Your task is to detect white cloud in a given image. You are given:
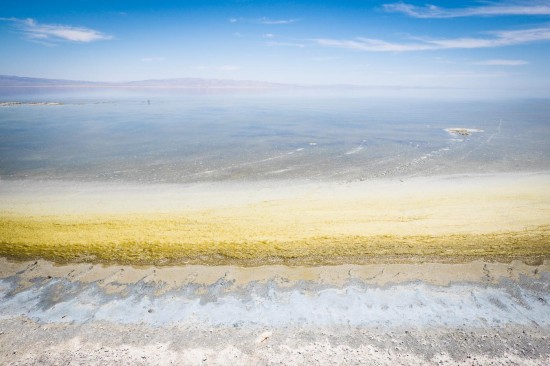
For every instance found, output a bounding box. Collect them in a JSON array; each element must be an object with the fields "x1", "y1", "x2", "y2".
[
  {"x1": 433, "y1": 27, "x2": 550, "y2": 48},
  {"x1": 258, "y1": 17, "x2": 299, "y2": 25},
  {"x1": 1, "y1": 17, "x2": 112, "y2": 43},
  {"x1": 473, "y1": 59, "x2": 529, "y2": 66},
  {"x1": 383, "y1": 1, "x2": 550, "y2": 18},
  {"x1": 263, "y1": 33, "x2": 275, "y2": 38},
  {"x1": 217, "y1": 65, "x2": 240, "y2": 71},
  {"x1": 315, "y1": 37, "x2": 432, "y2": 52},
  {"x1": 229, "y1": 17, "x2": 299, "y2": 25},
  {"x1": 315, "y1": 26, "x2": 550, "y2": 52},
  {"x1": 141, "y1": 57, "x2": 165, "y2": 62}
]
